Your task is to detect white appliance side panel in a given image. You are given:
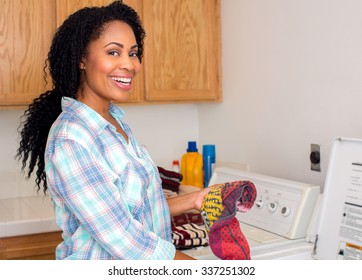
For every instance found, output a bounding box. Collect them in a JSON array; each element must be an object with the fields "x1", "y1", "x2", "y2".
[{"x1": 315, "y1": 138, "x2": 362, "y2": 260}]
